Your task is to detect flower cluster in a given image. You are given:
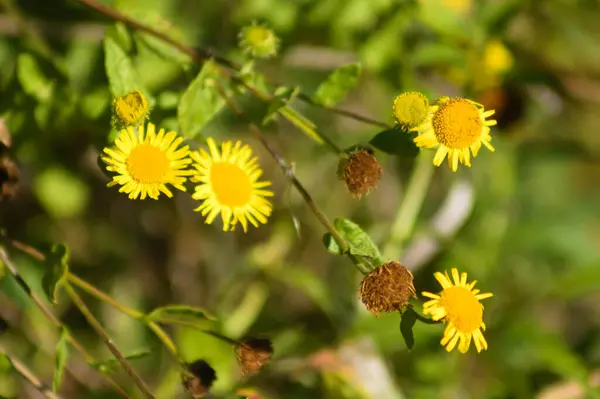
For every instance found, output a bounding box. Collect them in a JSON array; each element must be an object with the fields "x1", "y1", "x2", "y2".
[{"x1": 102, "y1": 91, "x2": 274, "y2": 232}]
